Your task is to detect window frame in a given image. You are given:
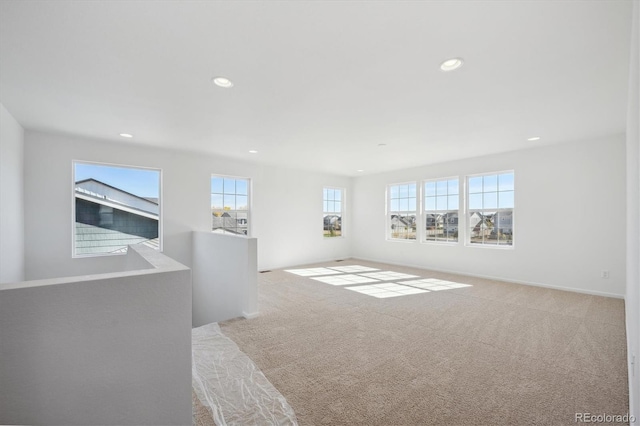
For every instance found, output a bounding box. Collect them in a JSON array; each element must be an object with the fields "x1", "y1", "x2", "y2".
[
  {"x1": 422, "y1": 176, "x2": 460, "y2": 245},
  {"x1": 72, "y1": 160, "x2": 163, "y2": 258},
  {"x1": 322, "y1": 187, "x2": 345, "y2": 239},
  {"x1": 210, "y1": 174, "x2": 252, "y2": 237},
  {"x1": 465, "y1": 170, "x2": 515, "y2": 249},
  {"x1": 386, "y1": 181, "x2": 419, "y2": 242}
]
